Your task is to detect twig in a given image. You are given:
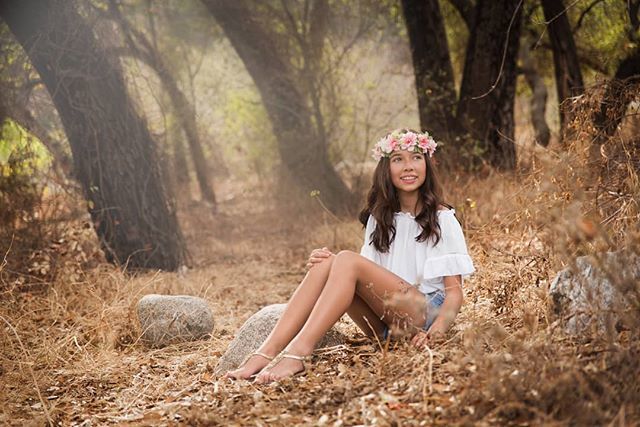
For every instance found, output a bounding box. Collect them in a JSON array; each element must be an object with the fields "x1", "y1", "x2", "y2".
[
  {"x1": 422, "y1": 344, "x2": 434, "y2": 397},
  {"x1": 0, "y1": 234, "x2": 14, "y2": 274},
  {"x1": 0, "y1": 314, "x2": 53, "y2": 426},
  {"x1": 363, "y1": 315, "x2": 385, "y2": 355}
]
